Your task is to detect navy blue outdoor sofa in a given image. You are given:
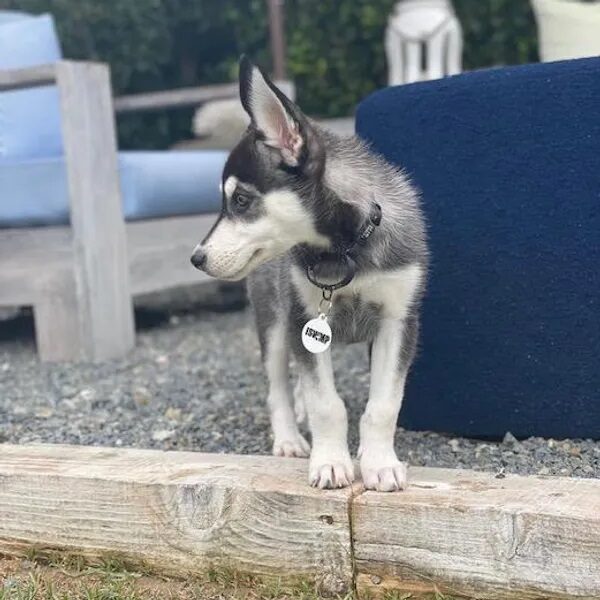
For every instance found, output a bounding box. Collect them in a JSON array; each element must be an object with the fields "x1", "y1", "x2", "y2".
[{"x1": 357, "y1": 57, "x2": 600, "y2": 440}]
